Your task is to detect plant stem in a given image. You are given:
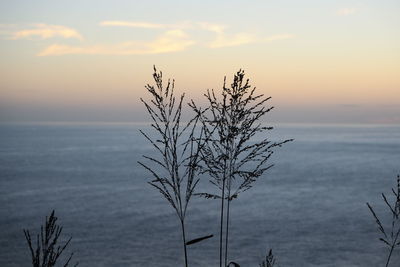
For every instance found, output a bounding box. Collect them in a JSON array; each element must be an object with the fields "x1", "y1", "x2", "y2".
[
  {"x1": 385, "y1": 244, "x2": 394, "y2": 267},
  {"x1": 224, "y1": 156, "x2": 233, "y2": 267},
  {"x1": 177, "y1": 175, "x2": 188, "y2": 267},
  {"x1": 219, "y1": 176, "x2": 226, "y2": 267},
  {"x1": 224, "y1": 197, "x2": 231, "y2": 267},
  {"x1": 224, "y1": 111, "x2": 234, "y2": 267},
  {"x1": 180, "y1": 219, "x2": 189, "y2": 267}
]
